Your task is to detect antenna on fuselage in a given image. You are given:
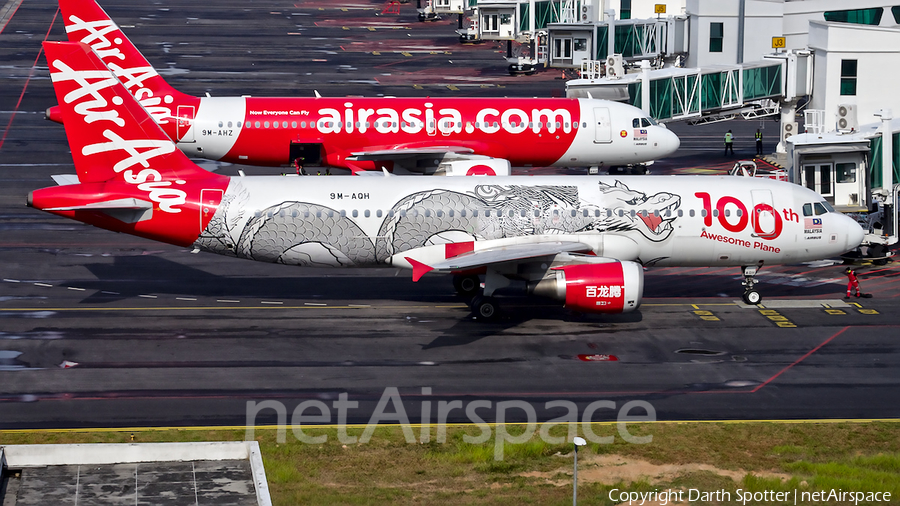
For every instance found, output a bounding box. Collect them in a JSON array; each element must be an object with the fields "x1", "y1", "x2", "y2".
[{"x1": 314, "y1": 90, "x2": 321, "y2": 98}]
